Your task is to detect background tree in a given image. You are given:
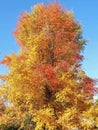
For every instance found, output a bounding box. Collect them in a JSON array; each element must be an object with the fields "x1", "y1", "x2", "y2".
[{"x1": 0, "y1": 2, "x2": 98, "y2": 130}]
